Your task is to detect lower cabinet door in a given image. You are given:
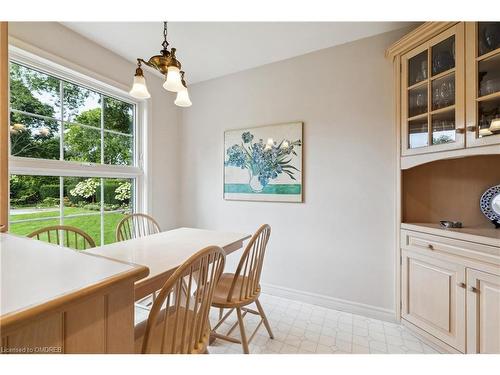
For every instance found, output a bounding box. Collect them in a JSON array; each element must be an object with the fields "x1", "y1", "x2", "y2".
[
  {"x1": 466, "y1": 269, "x2": 500, "y2": 354},
  {"x1": 402, "y1": 250, "x2": 466, "y2": 352}
]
